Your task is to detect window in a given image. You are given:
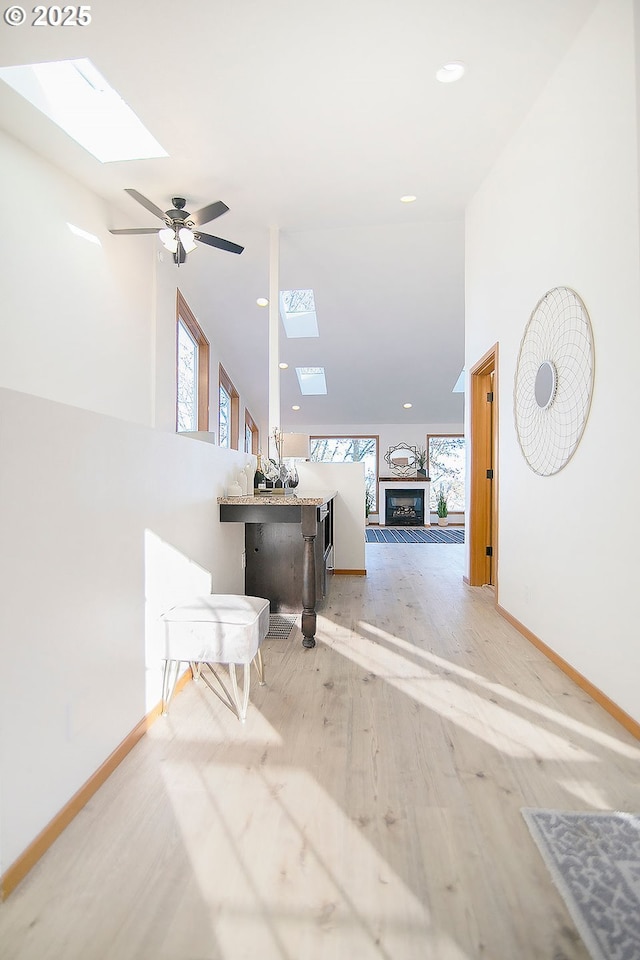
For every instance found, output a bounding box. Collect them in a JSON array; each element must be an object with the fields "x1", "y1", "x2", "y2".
[
  {"x1": 176, "y1": 292, "x2": 209, "y2": 432},
  {"x1": 245, "y1": 410, "x2": 259, "y2": 454},
  {"x1": 427, "y1": 435, "x2": 466, "y2": 511},
  {"x1": 219, "y1": 365, "x2": 240, "y2": 449},
  {"x1": 310, "y1": 436, "x2": 379, "y2": 511}
]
